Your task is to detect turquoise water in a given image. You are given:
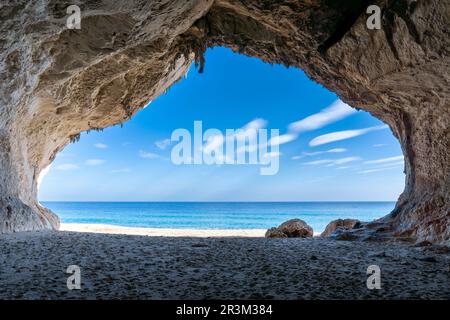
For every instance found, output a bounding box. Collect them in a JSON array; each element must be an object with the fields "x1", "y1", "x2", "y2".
[{"x1": 42, "y1": 202, "x2": 396, "y2": 233}]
